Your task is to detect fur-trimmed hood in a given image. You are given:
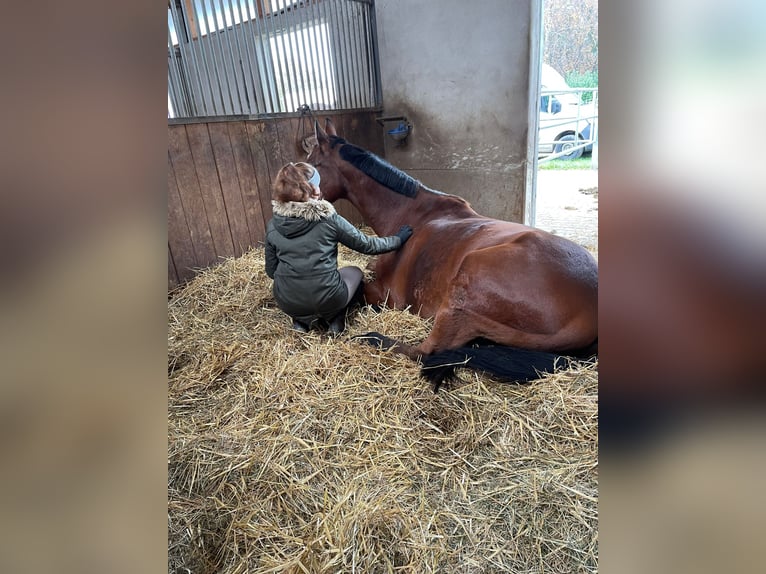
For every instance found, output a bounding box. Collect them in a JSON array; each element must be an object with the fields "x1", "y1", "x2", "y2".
[
  {"x1": 270, "y1": 199, "x2": 336, "y2": 238},
  {"x1": 271, "y1": 199, "x2": 335, "y2": 220}
]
